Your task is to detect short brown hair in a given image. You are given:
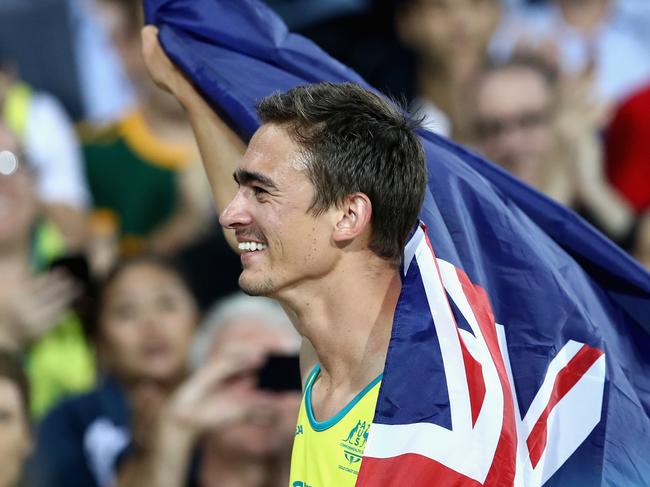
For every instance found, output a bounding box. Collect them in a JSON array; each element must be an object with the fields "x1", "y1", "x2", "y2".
[{"x1": 257, "y1": 82, "x2": 427, "y2": 264}]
